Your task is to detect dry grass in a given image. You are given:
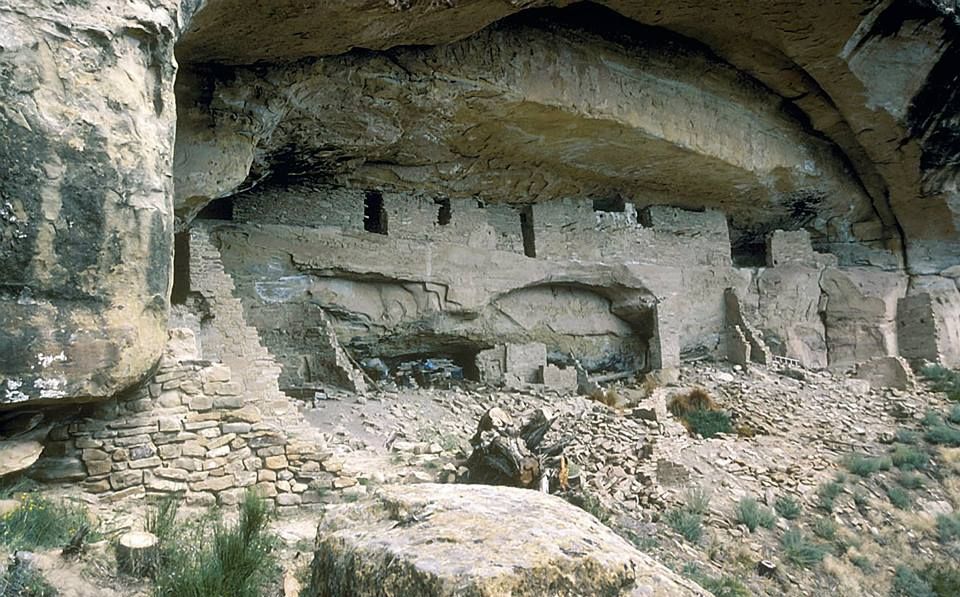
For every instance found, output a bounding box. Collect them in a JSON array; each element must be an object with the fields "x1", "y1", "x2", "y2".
[
  {"x1": 668, "y1": 388, "x2": 717, "y2": 417},
  {"x1": 823, "y1": 555, "x2": 869, "y2": 597},
  {"x1": 589, "y1": 387, "x2": 621, "y2": 408}
]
